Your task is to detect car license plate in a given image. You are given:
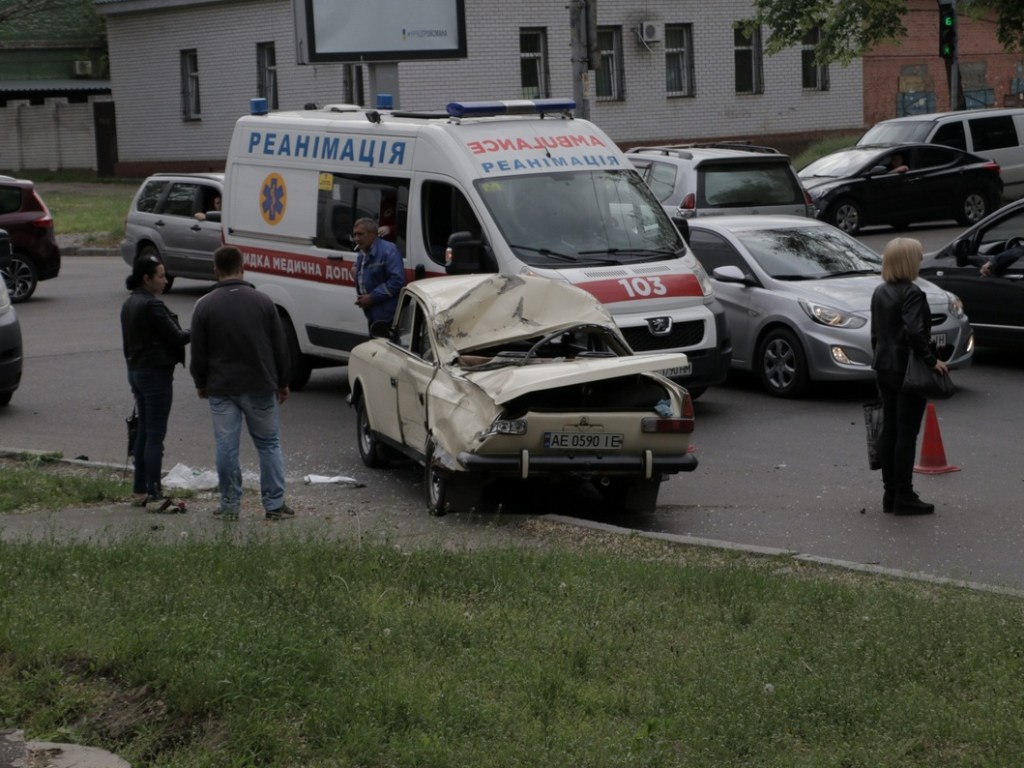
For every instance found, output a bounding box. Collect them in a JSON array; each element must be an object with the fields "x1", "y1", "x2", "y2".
[
  {"x1": 931, "y1": 333, "x2": 946, "y2": 349},
  {"x1": 657, "y1": 363, "x2": 693, "y2": 378},
  {"x1": 544, "y1": 432, "x2": 624, "y2": 450}
]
